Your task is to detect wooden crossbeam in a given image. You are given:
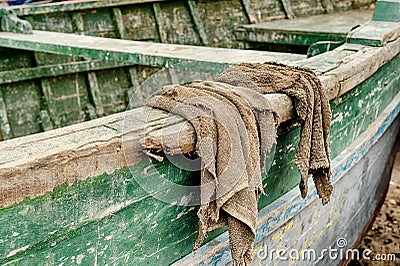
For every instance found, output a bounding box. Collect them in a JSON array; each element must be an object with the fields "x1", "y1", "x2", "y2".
[
  {"x1": 236, "y1": 10, "x2": 373, "y2": 46},
  {"x1": 0, "y1": 30, "x2": 305, "y2": 72},
  {"x1": 0, "y1": 59, "x2": 134, "y2": 85}
]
